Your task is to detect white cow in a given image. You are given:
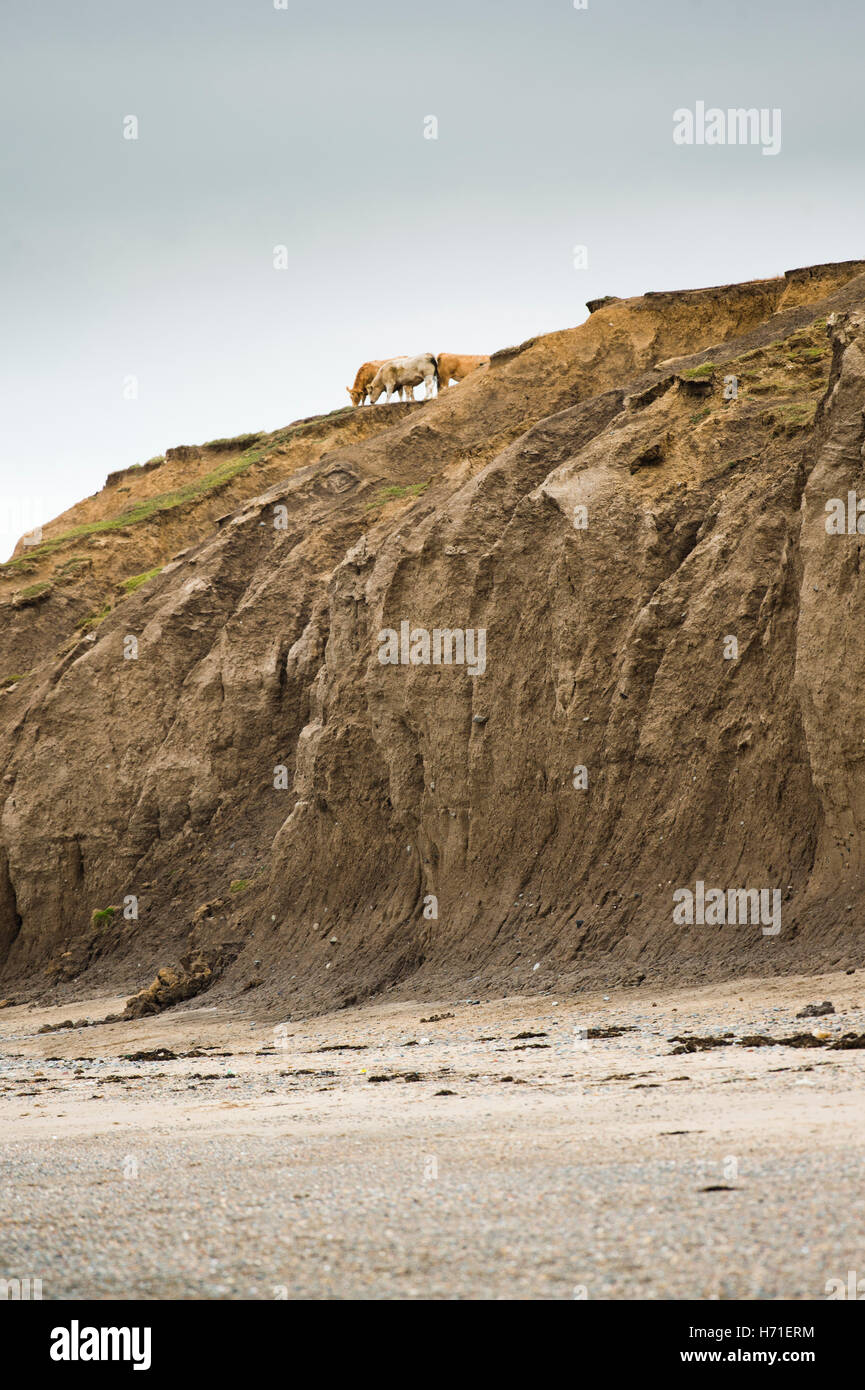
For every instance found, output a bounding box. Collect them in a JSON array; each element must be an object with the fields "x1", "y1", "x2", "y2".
[{"x1": 368, "y1": 354, "x2": 439, "y2": 404}]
